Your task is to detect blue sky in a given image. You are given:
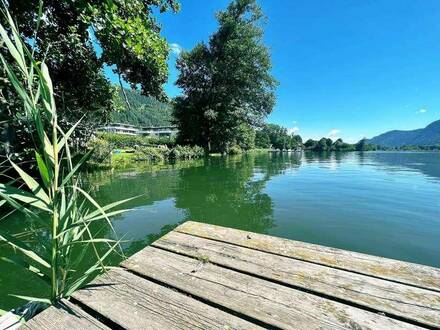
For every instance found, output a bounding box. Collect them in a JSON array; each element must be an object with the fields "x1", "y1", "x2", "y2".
[{"x1": 108, "y1": 0, "x2": 440, "y2": 142}]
